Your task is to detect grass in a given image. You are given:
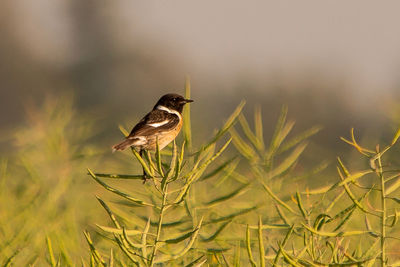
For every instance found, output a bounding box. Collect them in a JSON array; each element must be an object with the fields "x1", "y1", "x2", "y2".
[{"x1": 1, "y1": 87, "x2": 400, "y2": 266}]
